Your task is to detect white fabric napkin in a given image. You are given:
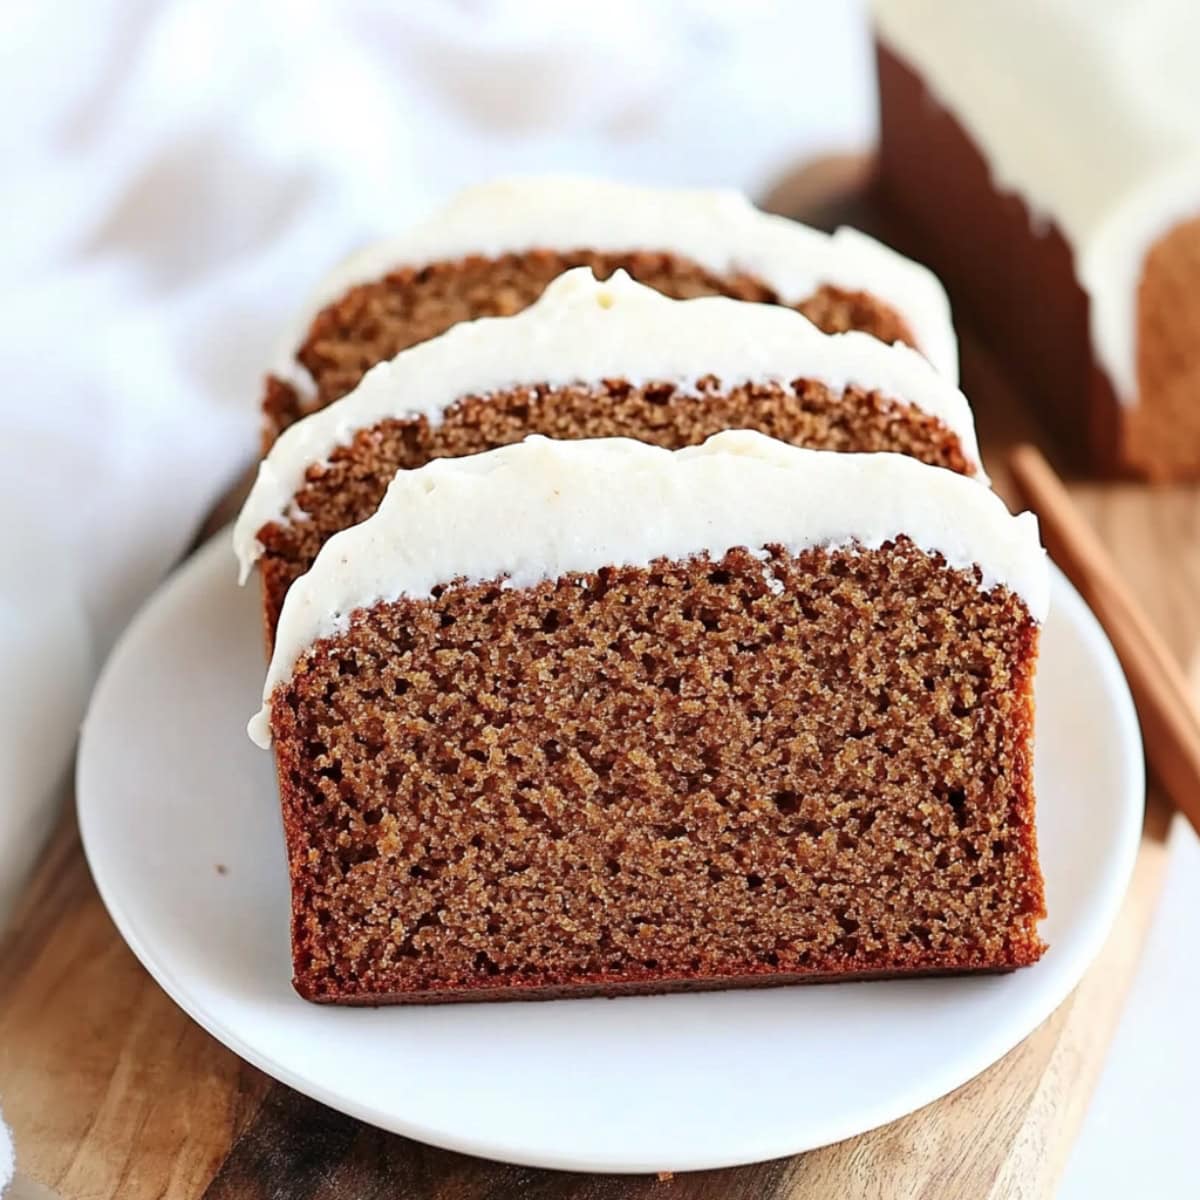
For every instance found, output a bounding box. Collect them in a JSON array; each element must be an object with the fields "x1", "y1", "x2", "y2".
[{"x1": 0, "y1": 2, "x2": 870, "y2": 1184}]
